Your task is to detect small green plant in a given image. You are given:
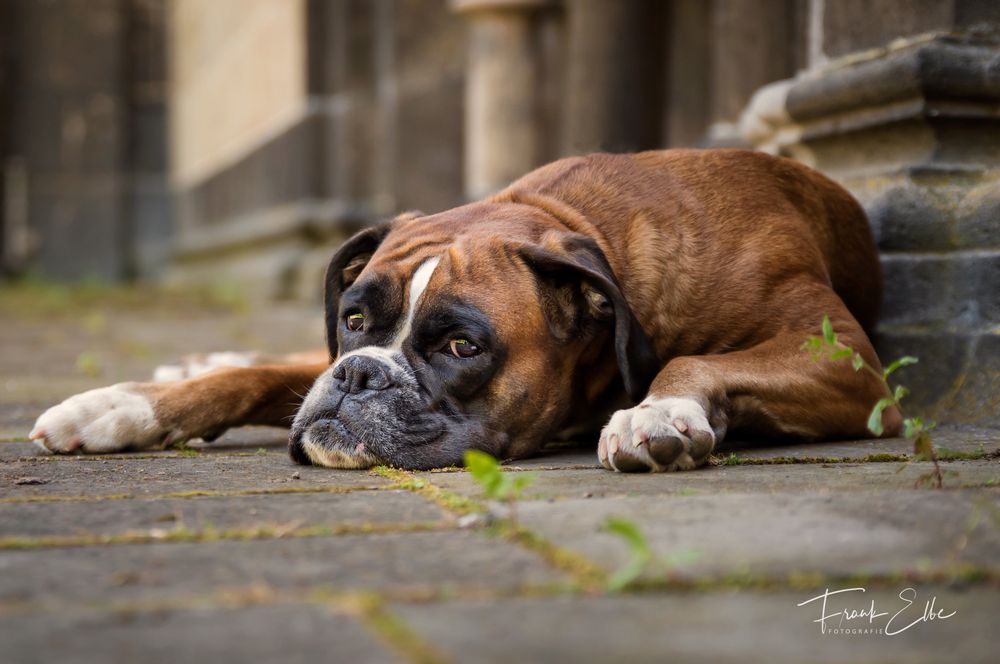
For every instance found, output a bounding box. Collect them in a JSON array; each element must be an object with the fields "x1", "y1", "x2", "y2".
[
  {"x1": 603, "y1": 517, "x2": 653, "y2": 591},
  {"x1": 602, "y1": 516, "x2": 700, "y2": 592},
  {"x1": 463, "y1": 450, "x2": 536, "y2": 527},
  {"x1": 802, "y1": 315, "x2": 942, "y2": 488},
  {"x1": 75, "y1": 351, "x2": 103, "y2": 377}
]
